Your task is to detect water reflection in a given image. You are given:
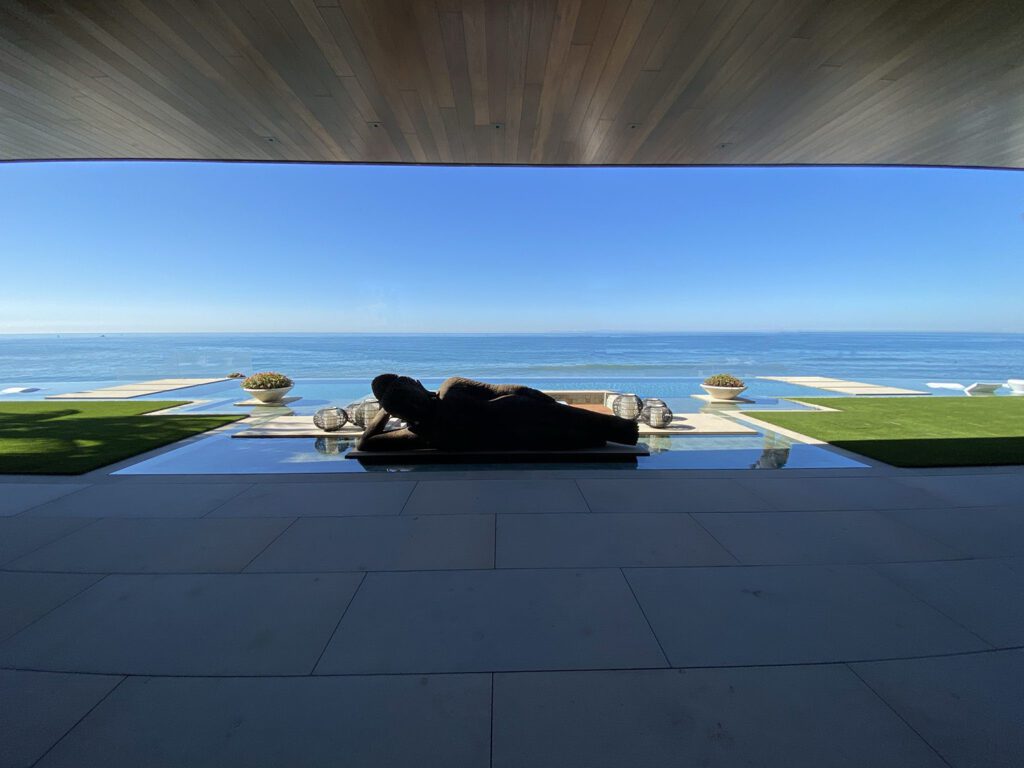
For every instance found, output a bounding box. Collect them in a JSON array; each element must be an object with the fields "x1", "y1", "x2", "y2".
[
  {"x1": 247, "y1": 404, "x2": 296, "y2": 416},
  {"x1": 750, "y1": 447, "x2": 790, "y2": 469},
  {"x1": 314, "y1": 436, "x2": 349, "y2": 456},
  {"x1": 750, "y1": 433, "x2": 792, "y2": 469},
  {"x1": 642, "y1": 435, "x2": 674, "y2": 454}
]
